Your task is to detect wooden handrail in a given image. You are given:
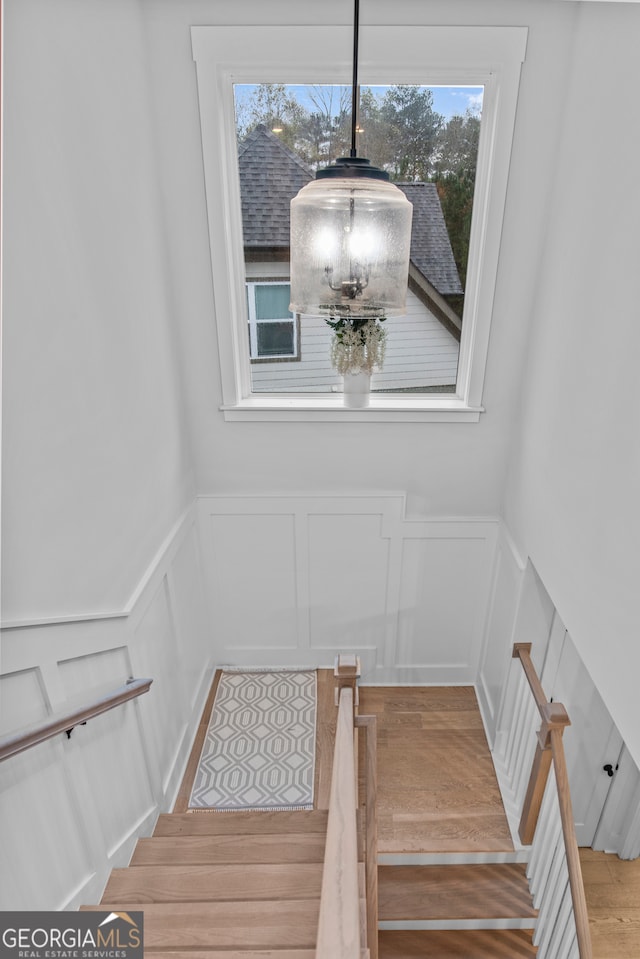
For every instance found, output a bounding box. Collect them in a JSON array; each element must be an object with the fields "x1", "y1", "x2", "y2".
[
  {"x1": 519, "y1": 700, "x2": 571, "y2": 844},
  {"x1": 356, "y1": 713, "x2": 378, "y2": 959},
  {"x1": 513, "y1": 644, "x2": 571, "y2": 843},
  {"x1": 316, "y1": 685, "x2": 361, "y2": 959},
  {"x1": 513, "y1": 643, "x2": 548, "y2": 715},
  {"x1": 550, "y1": 727, "x2": 593, "y2": 959},
  {"x1": 511, "y1": 643, "x2": 592, "y2": 957},
  {"x1": 0, "y1": 677, "x2": 153, "y2": 762}
]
